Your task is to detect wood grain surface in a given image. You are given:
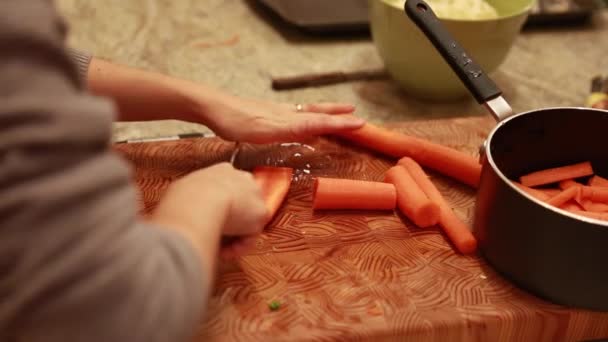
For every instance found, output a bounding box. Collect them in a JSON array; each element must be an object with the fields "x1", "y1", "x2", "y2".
[{"x1": 113, "y1": 117, "x2": 608, "y2": 342}]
